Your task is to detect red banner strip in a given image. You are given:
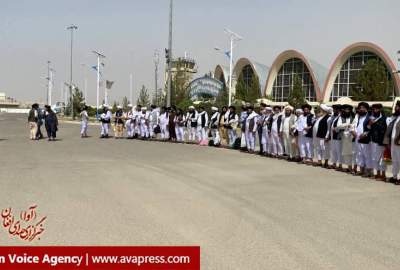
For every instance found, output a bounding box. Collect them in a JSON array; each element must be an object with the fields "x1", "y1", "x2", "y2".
[{"x1": 0, "y1": 246, "x2": 200, "y2": 270}]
